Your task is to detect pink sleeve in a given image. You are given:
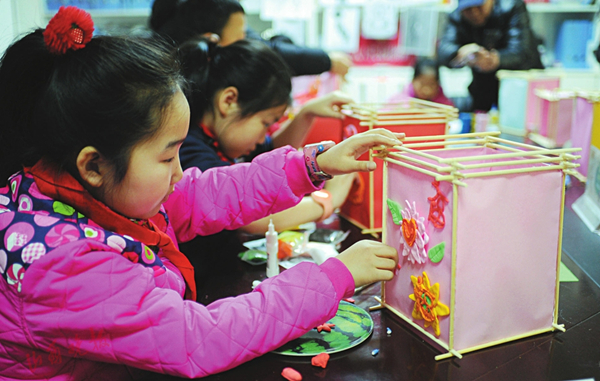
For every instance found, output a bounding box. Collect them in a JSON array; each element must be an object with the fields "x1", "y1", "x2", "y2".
[
  {"x1": 434, "y1": 86, "x2": 455, "y2": 107},
  {"x1": 164, "y1": 146, "x2": 322, "y2": 243},
  {"x1": 386, "y1": 82, "x2": 414, "y2": 104},
  {"x1": 20, "y1": 242, "x2": 348, "y2": 378}
]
